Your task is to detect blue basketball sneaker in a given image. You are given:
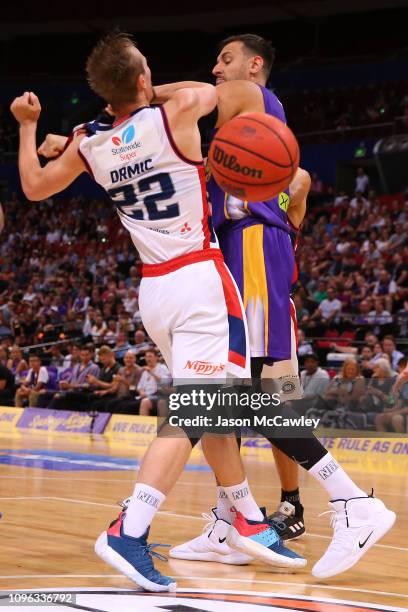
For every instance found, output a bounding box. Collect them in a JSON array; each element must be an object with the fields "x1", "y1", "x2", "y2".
[
  {"x1": 95, "y1": 511, "x2": 176, "y2": 592},
  {"x1": 226, "y1": 509, "x2": 307, "y2": 569}
]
